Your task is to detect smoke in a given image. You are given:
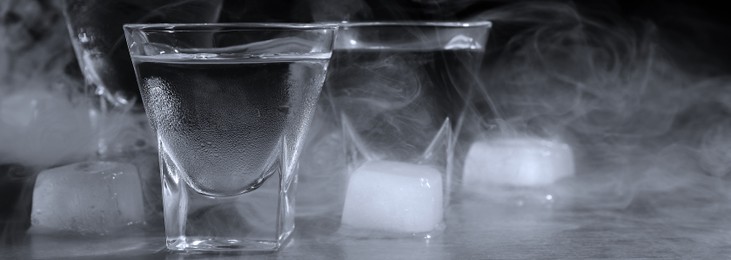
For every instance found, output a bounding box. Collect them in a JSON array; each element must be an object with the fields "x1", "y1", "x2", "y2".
[
  {"x1": 297, "y1": 1, "x2": 731, "y2": 235},
  {"x1": 0, "y1": 0, "x2": 164, "y2": 244},
  {"x1": 445, "y1": 3, "x2": 731, "y2": 251},
  {"x1": 480, "y1": 4, "x2": 667, "y2": 166},
  {"x1": 456, "y1": 2, "x2": 731, "y2": 228},
  {"x1": 472, "y1": 2, "x2": 729, "y2": 174},
  {"x1": 0, "y1": 0, "x2": 71, "y2": 82},
  {"x1": 0, "y1": 0, "x2": 94, "y2": 170}
]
